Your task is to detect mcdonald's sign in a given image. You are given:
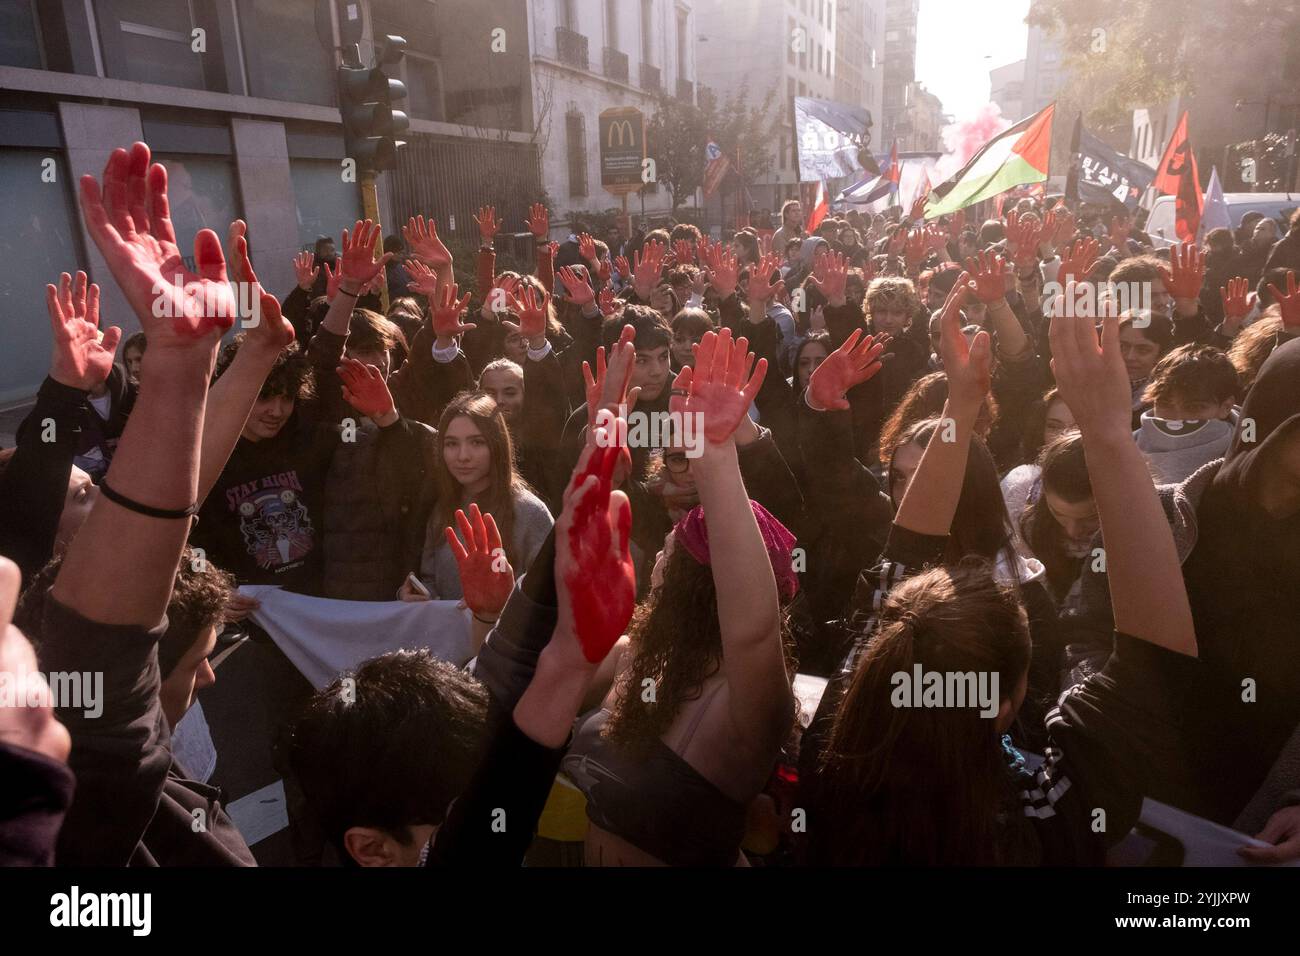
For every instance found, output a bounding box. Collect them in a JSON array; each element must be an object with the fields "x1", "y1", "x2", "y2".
[{"x1": 599, "y1": 107, "x2": 645, "y2": 195}]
